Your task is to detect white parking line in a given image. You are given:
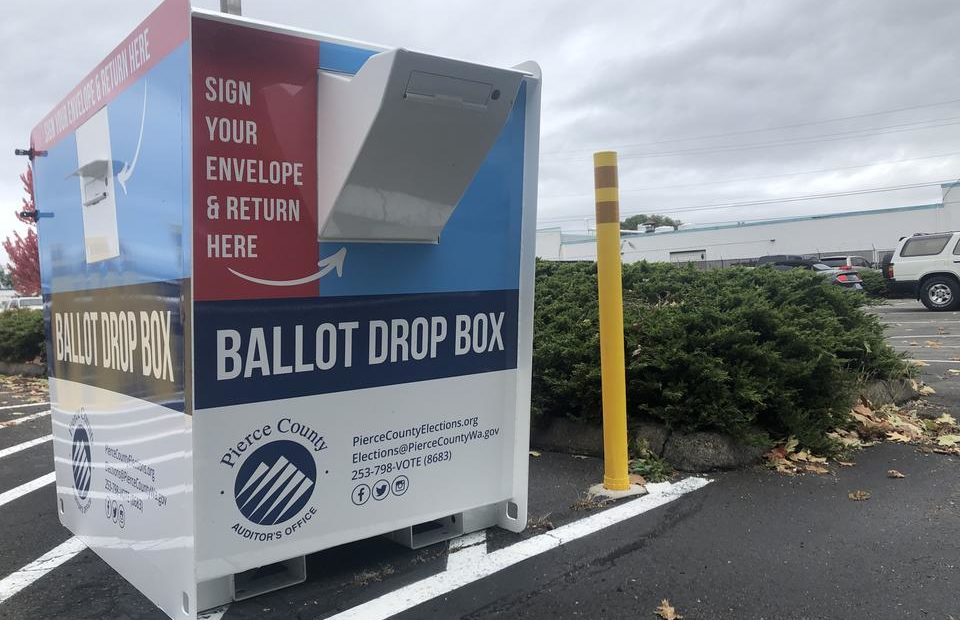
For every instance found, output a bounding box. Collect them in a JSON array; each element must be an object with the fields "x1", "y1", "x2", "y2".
[
  {"x1": 0, "y1": 402, "x2": 49, "y2": 412},
  {"x1": 327, "y1": 477, "x2": 711, "y2": 620},
  {"x1": 884, "y1": 321, "x2": 960, "y2": 325},
  {"x1": 0, "y1": 410, "x2": 51, "y2": 429},
  {"x1": 199, "y1": 605, "x2": 230, "y2": 619},
  {"x1": 888, "y1": 334, "x2": 960, "y2": 339},
  {"x1": 0, "y1": 435, "x2": 51, "y2": 460},
  {"x1": 0, "y1": 537, "x2": 86, "y2": 605},
  {"x1": 0, "y1": 472, "x2": 55, "y2": 509},
  {"x1": 445, "y1": 530, "x2": 487, "y2": 572},
  {"x1": 906, "y1": 359, "x2": 960, "y2": 364}
]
